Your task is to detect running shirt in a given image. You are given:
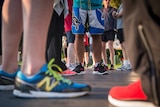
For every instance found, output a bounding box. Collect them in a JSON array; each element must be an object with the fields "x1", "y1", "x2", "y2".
[
  {"x1": 73, "y1": 0, "x2": 103, "y2": 10},
  {"x1": 64, "y1": 0, "x2": 73, "y2": 32}
]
